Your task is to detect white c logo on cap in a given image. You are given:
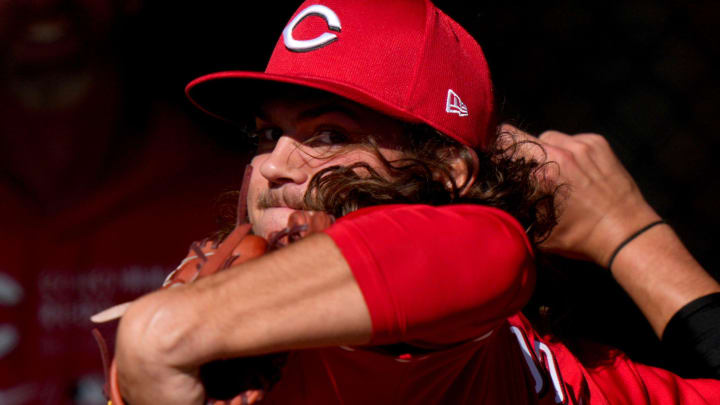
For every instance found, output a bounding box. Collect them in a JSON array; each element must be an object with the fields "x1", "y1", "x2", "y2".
[{"x1": 283, "y1": 4, "x2": 341, "y2": 53}]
